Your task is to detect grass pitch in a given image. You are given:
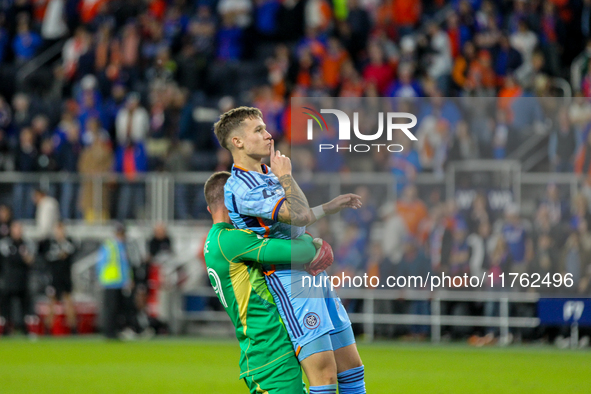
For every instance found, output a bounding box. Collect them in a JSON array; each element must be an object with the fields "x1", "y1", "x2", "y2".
[{"x1": 0, "y1": 336, "x2": 589, "y2": 393}]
